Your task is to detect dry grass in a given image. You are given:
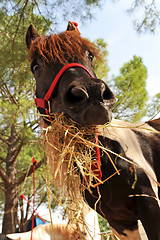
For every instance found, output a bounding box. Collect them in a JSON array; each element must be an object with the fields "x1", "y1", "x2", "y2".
[
  {"x1": 43, "y1": 113, "x2": 103, "y2": 192},
  {"x1": 39, "y1": 113, "x2": 123, "y2": 239},
  {"x1": 41, "y1": 113, "x2": 105, "y2": 238}
]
